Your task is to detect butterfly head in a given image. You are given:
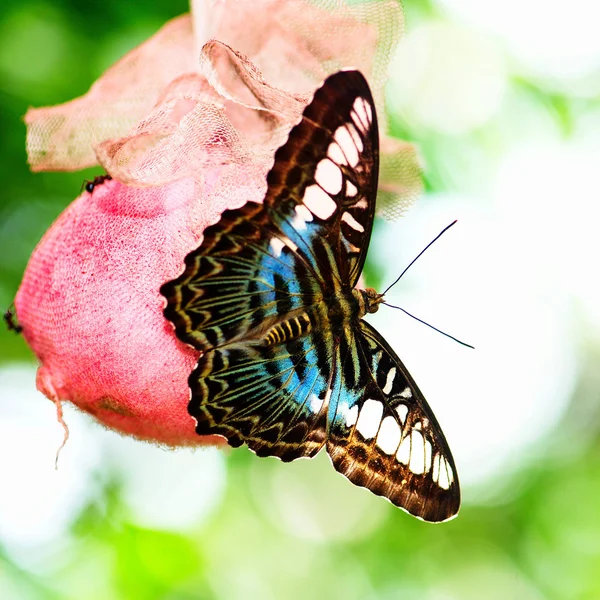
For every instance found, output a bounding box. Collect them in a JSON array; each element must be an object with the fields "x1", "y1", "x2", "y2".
[{"x1": 357, "y1": 287, "x2": 384, "y2": 316}]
